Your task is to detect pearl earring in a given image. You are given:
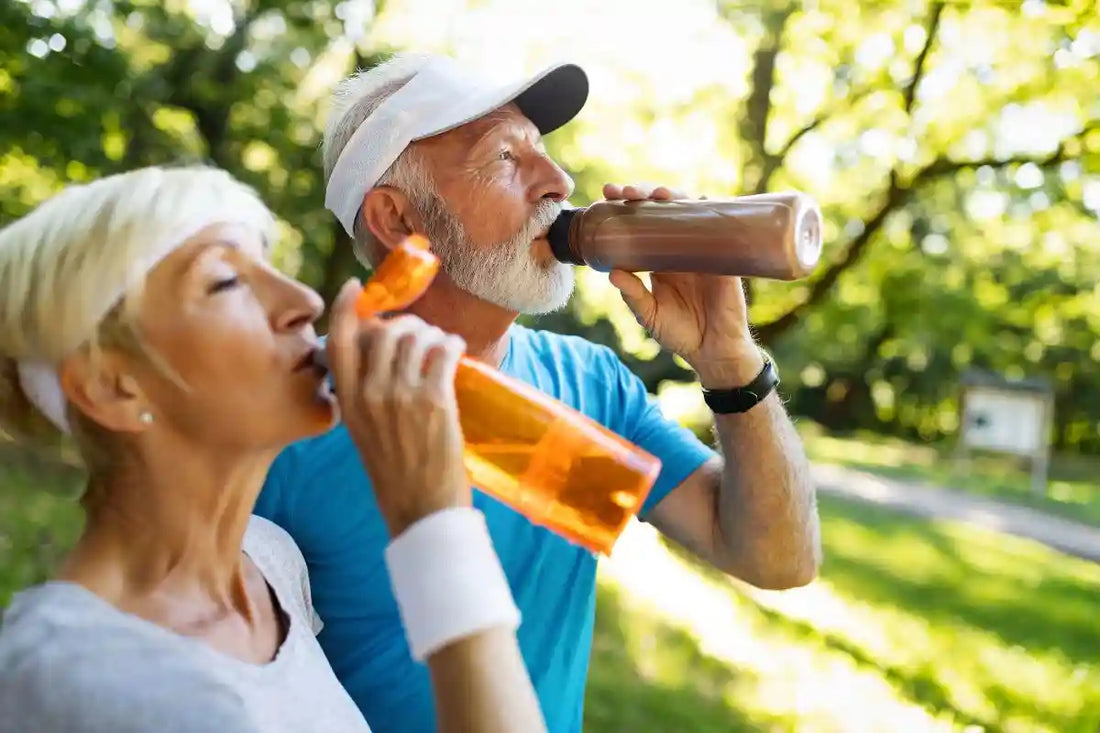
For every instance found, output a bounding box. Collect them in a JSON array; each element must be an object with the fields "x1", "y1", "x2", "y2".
[{"x1": 139, "y1": 411, "x2": 154, "y2": 425}]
